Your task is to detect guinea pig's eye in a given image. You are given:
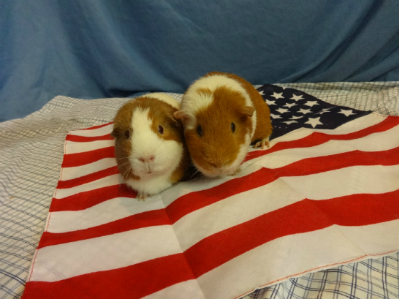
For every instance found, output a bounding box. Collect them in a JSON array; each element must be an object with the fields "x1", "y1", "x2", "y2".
[
  {"x1": 158, "y1": 125, "x2": 164, "y2": 134},
  {"x1": 124, "y1": 130, "x2": 130, "y2": 139},
  {"x1": 231, "y1": 122, "x2": 236, "y2": 133},
  {"x1": 197, "y1": 125, "x2": 203, "y2": 137}
]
